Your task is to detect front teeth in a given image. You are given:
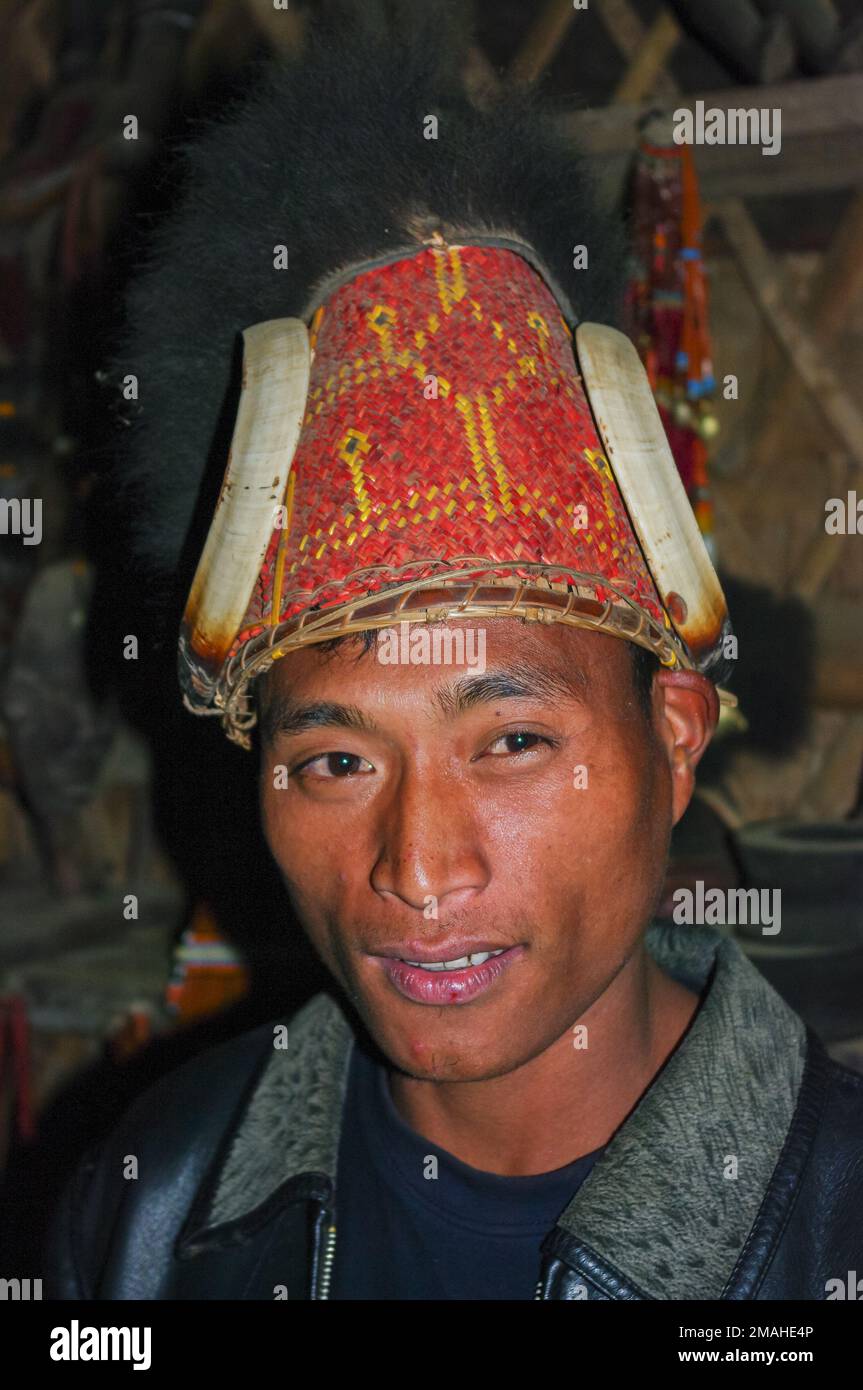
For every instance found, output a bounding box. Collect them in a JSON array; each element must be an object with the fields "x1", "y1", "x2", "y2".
[{"x1": 403, "y1": 948, "x2": 506, "y2": 971}]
